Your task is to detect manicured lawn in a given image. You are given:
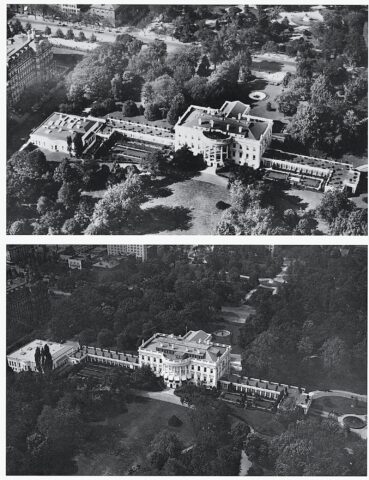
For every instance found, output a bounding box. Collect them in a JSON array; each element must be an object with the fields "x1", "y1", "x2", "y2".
[
  {"x1": 229, "y1": 405, "x2": 285, "y2": 437},
  {"x1": 311, "y1": 396, "x2": 367, "y2": 416},
  {"x1": 141, "y1": 174, "x2": 230, "y2": 235},
  {"x1": 75, "y1": 397, "x2": 194, "y2": 475}
]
